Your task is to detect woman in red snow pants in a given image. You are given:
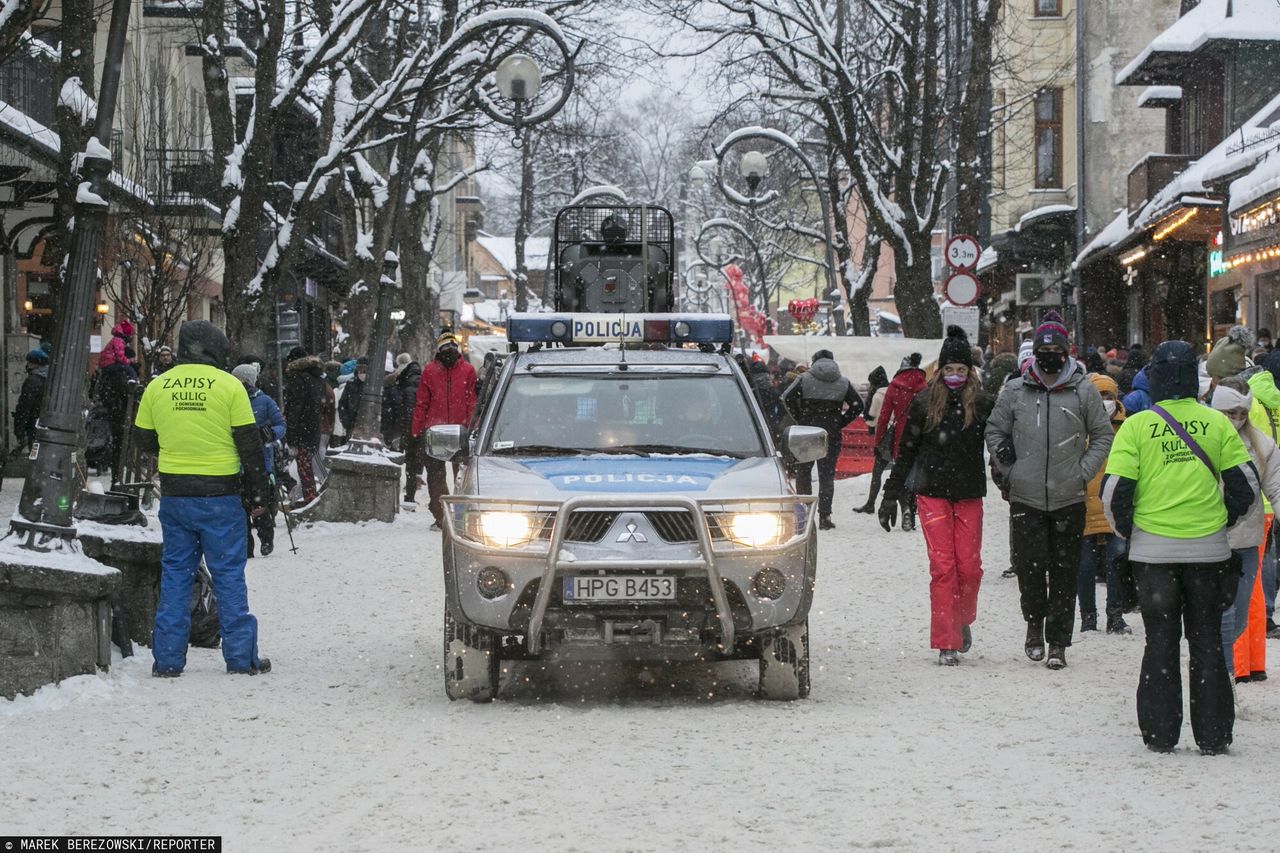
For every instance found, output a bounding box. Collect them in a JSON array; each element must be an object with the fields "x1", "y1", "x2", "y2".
[{"x1": 879, "y1": 326, "x2": 996, "y2": 665}]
